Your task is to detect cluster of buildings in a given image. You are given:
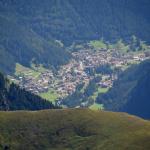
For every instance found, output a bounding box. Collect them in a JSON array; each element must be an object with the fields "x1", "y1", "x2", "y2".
[
  {"x1": 72, "y1": 49, "x2": 147, "y2": 69},
  {"x1": 19, "y1": 70, "x2": 54, "y2": 94},
  {"x1": 13, "y1": 47, "x2": 150, "y2": 100}
]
